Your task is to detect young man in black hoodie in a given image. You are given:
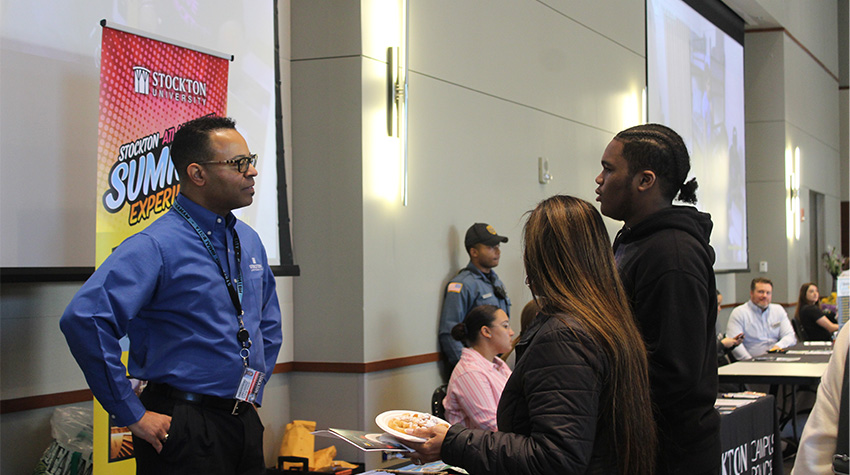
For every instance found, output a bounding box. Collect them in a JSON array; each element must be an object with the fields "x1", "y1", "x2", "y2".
[{"x1": 595, "y1": 123, "x2": 720, "y2": 475}]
